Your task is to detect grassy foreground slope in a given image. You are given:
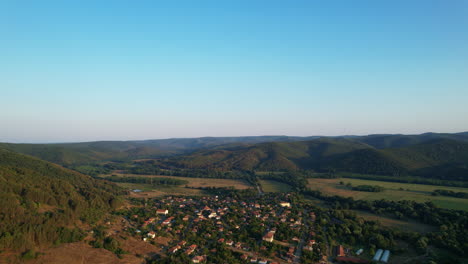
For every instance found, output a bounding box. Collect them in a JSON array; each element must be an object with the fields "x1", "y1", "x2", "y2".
[{"x1": 0, "y1": 149, "x2": 123, "y2": 252}]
